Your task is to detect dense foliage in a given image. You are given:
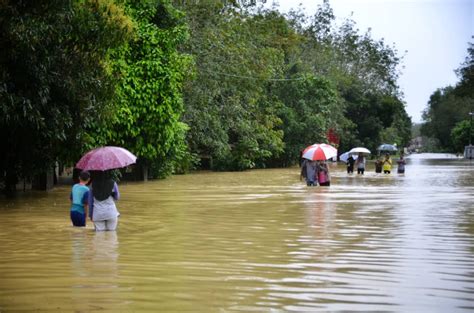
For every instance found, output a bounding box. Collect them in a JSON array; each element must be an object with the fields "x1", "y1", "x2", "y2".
[
  {"x1": 421, "y1": 43, "x2": 474, "y2": 152},
  {"x1": 1, "y1": 0, "x2": 413, "y2": 195},
  {"x1": 286, "y1": 3, "x2": 411, "y2": 154},
  {"x1": 105, "y1": 1, "x2": 192, "y2": 179},
  {"x1": 176, "y1": 3, "x2": 288, "y2": 170},
  {"x1": 176, "y1": 1, "x2": 411, "y2": 169},
  {"x1": 0, "y1": 0, "x2": 132, "y2": 195}
]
